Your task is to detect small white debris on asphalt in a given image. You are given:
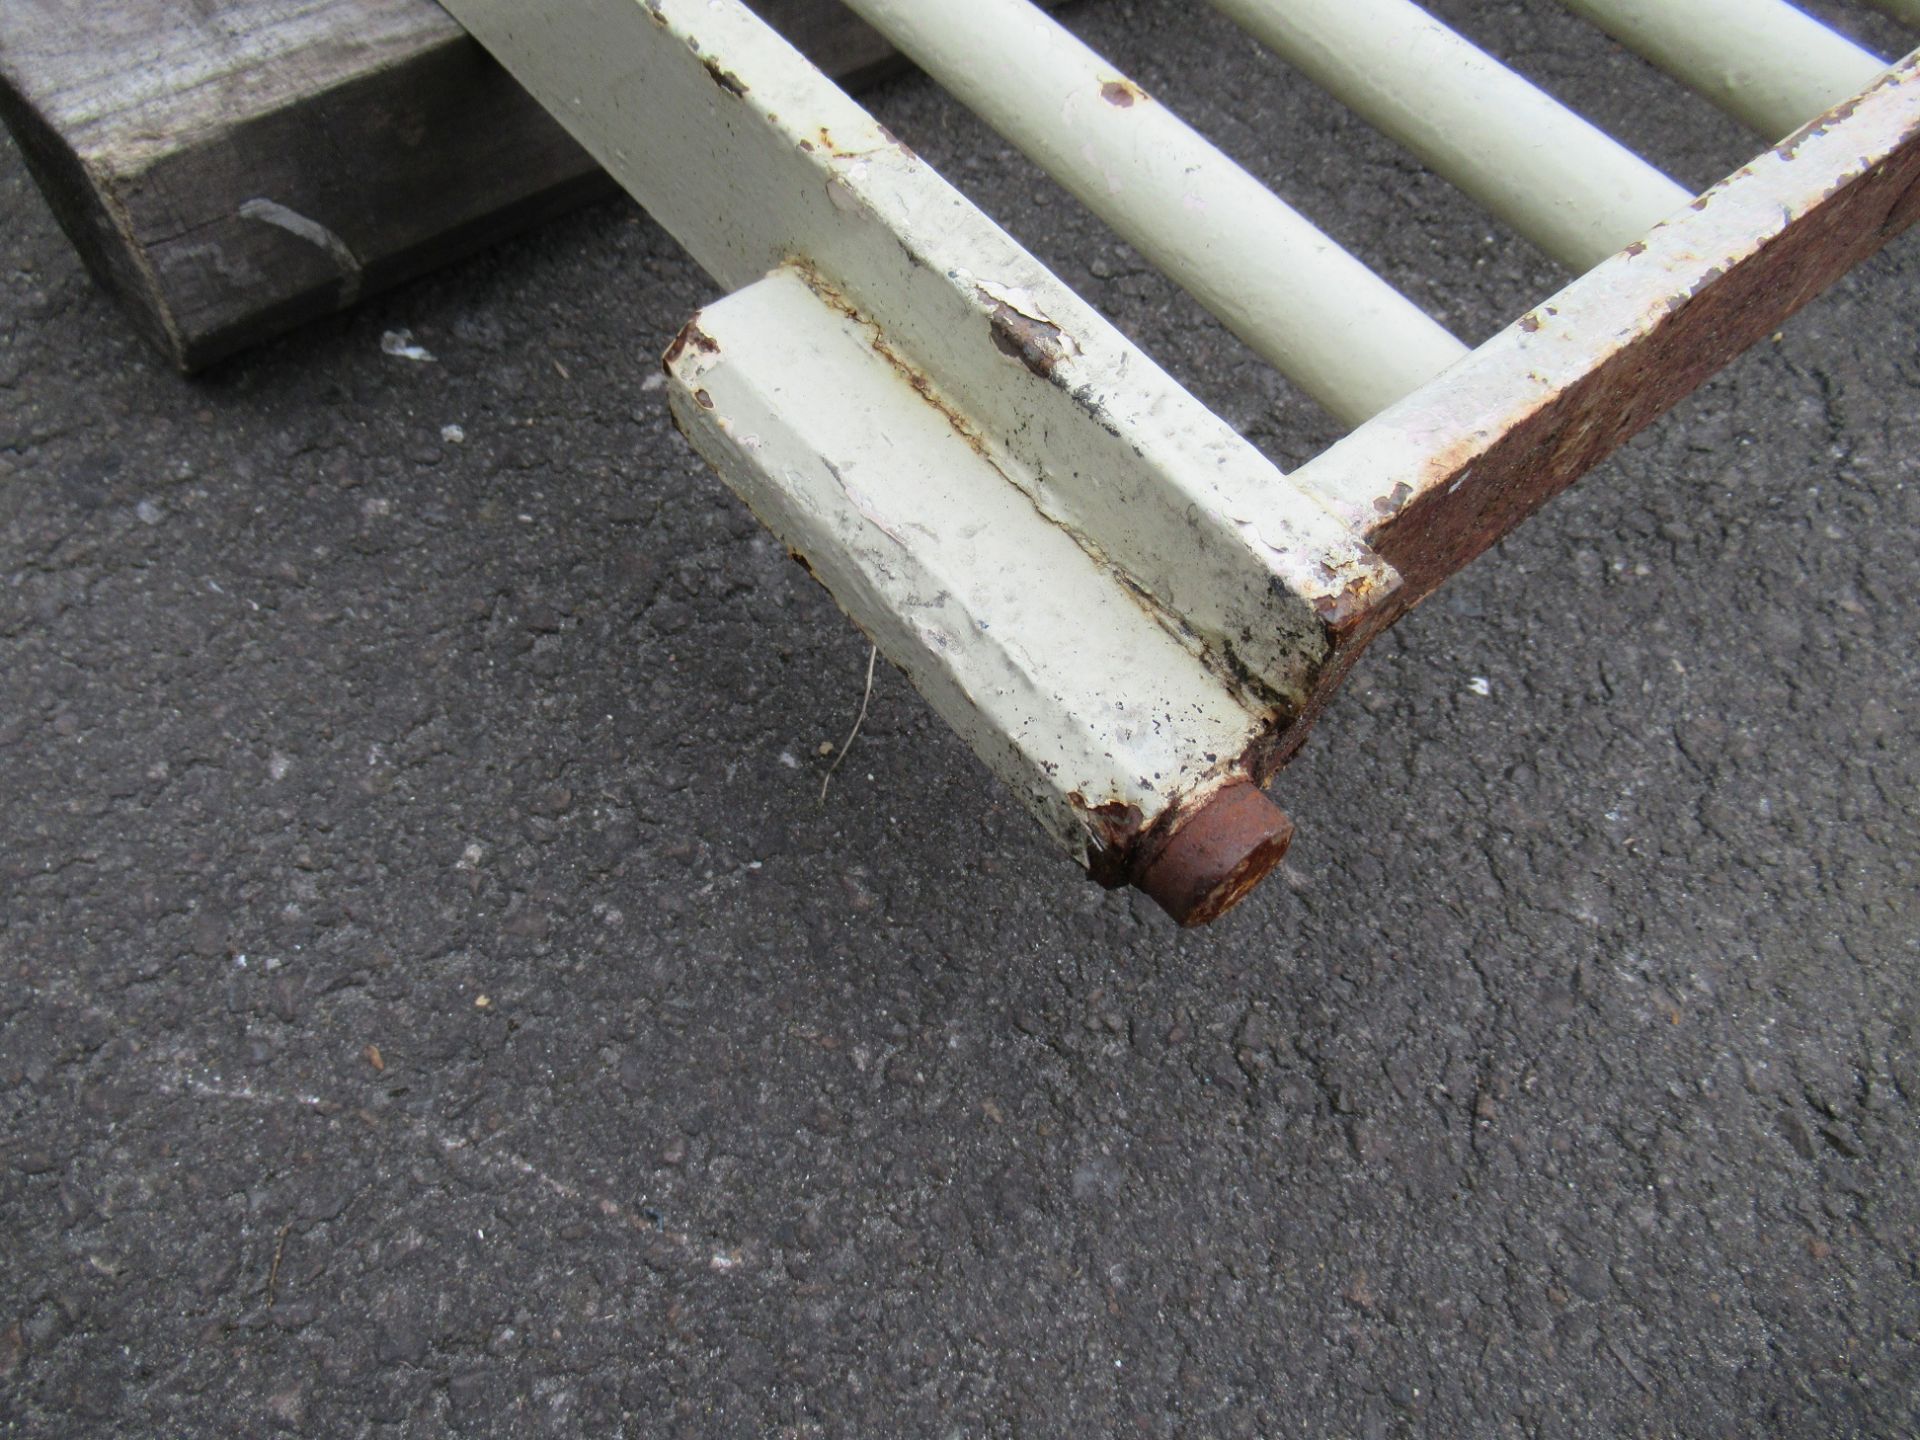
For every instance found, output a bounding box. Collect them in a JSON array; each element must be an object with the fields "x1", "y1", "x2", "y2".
[
  {"x1": 134, "y1": 499, "x2": 163, "y2": 525},
  {"x1": 267, "y1": 752, "x2": 292, "y2": 781},
  {"x1": 641, "y1": 371, "x2": 666, "y2": 391},
  {"x1": 1467, "y1": 676, "x2": 1492, "y2": 697},
  {"x1": 441, "y1": 423, "x2": 466, "y2": 443},
  {"x1": 380, "y1": 328, "x2": 436, "y2": 362}
]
